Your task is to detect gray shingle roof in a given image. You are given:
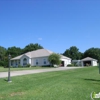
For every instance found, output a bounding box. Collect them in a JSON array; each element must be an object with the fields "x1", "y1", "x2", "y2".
[
  {"x1": 11, "y1": 49, "x2": 71, "y2": 60},
  {"x1": 81, "y1": 57, "x2": 97, "y2": 61}
]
